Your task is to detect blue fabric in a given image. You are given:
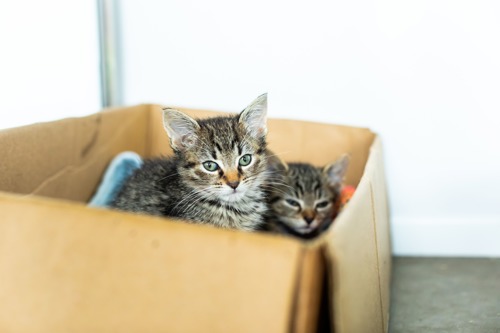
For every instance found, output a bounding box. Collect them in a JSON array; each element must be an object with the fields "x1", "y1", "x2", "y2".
[{"x1": 88, "y1": 151, "x2": 143, "y2": 207}]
